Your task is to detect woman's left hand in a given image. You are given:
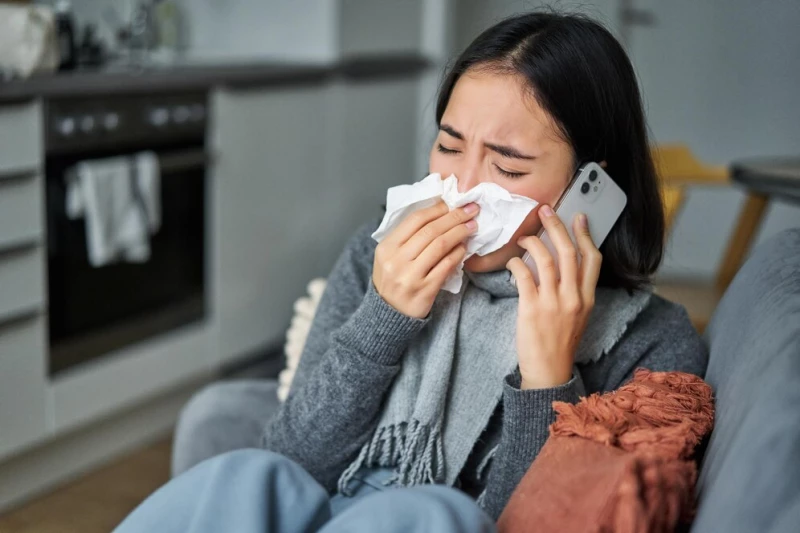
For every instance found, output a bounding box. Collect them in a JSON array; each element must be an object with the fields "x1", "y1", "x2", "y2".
[{"x1": 506, "y1": 205, "x2": 603, "y2": 390}]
